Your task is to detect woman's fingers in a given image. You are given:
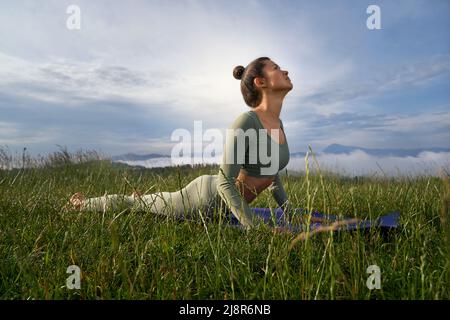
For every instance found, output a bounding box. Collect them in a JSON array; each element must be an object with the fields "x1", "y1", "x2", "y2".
[{"x1": 289, "y1": 218, "x2": 361, "y2": 249}]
